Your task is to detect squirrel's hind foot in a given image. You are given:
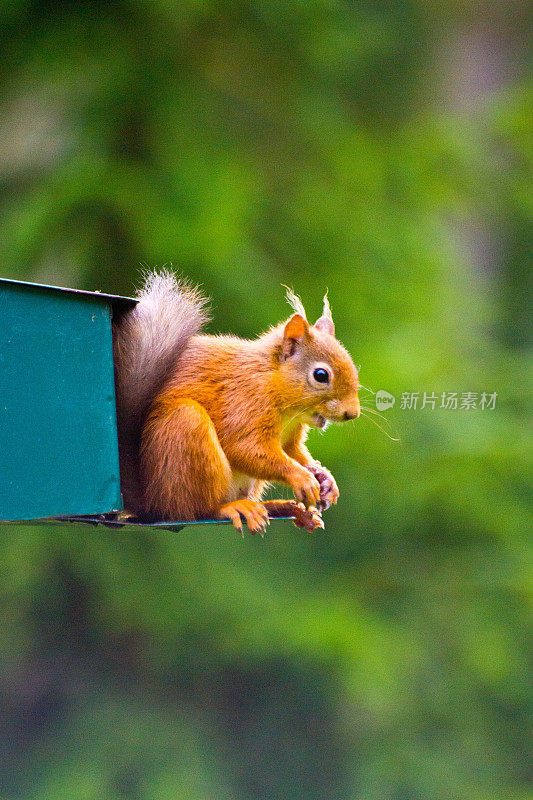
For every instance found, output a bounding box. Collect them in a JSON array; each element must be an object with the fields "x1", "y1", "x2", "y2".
[{"x1": 217, "y1": 499, "x2": 269, "y2": 537}]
